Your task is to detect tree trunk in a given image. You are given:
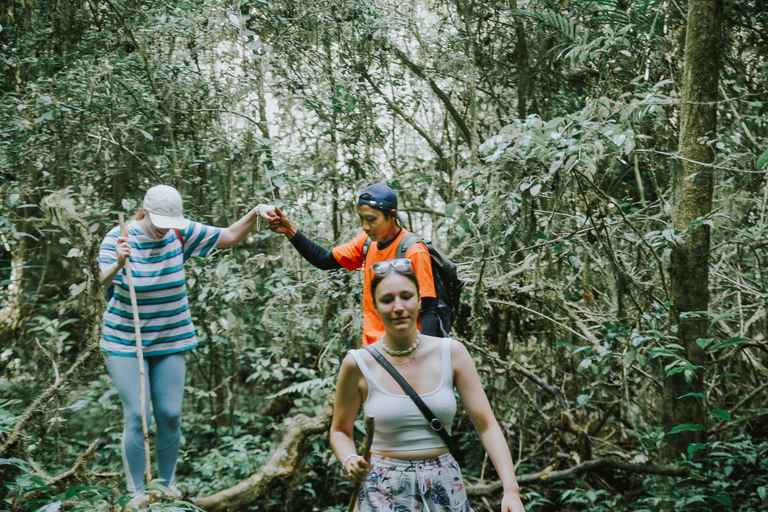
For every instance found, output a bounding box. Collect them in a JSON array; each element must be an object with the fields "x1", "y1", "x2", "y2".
[
  {"x1": 510, "y1": 0, "x2": 530, "y2": 119},
  {"x1": 662, "y1": 0, "x2": 723, "y2": 462},
  {"x1": 463, "y1": 0, "x2": 478, "y2": 163}
]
